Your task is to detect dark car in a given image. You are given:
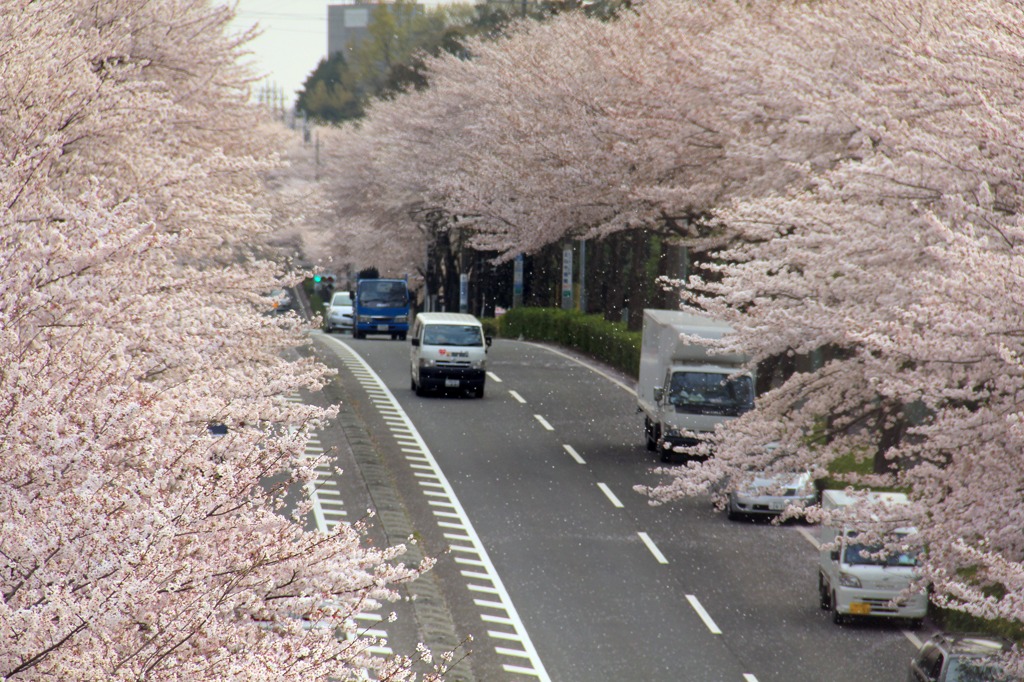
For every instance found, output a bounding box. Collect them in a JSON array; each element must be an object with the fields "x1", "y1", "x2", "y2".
[{"x1": 908, "y1": 632, "x2": 1013, "y2": 682}]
